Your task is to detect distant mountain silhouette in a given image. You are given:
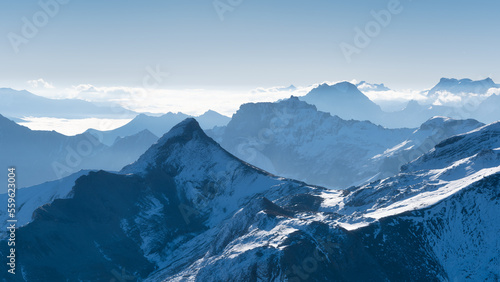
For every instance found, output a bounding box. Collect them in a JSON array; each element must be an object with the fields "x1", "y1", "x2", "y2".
[
  {"x1": 300, "y1": 82, "x2": 385, "y2": 121},
  {"x1": 300, "y1": 79, "x2": 500, "y2": 128},
  {"x1": 0, "y1": 114, "x2": 158, "y2": 190},
  {"x1": 0, "y1": 88, "x2": 136, "y2": 119},
  {"x1": 427, "y1": 77, "x2": 499, "y2": 95},
  {"x1": 86, "y1": 111, "x2": 230, "y2": 146}
]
